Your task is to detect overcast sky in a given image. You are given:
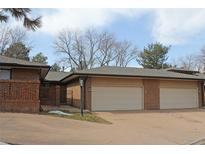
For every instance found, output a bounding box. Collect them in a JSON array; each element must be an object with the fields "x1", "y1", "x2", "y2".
[{"x1": 14, "y1": 8, "x2": 205, "y2": 66}]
